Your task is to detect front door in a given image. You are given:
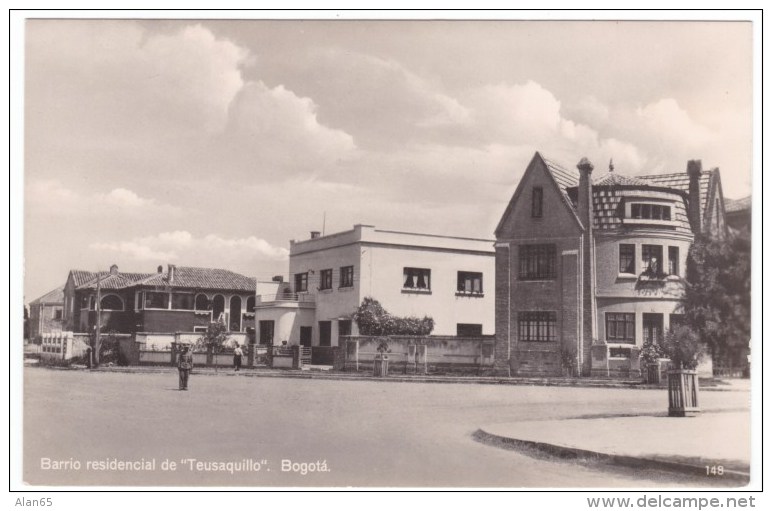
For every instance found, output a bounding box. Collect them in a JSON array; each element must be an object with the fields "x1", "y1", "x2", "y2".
[
  {"x1": 642, "y1": 313, "x2": 664, "y2": 345},
  {"x1": 259, "y1": 320, "x2": 274, "y2": 345},
  {"x1": 319, "y1": 321, "x2": 331, "y2": 347},
  {"x1": 300, "y1": 326, "x2": 312, "y2": 347}
]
